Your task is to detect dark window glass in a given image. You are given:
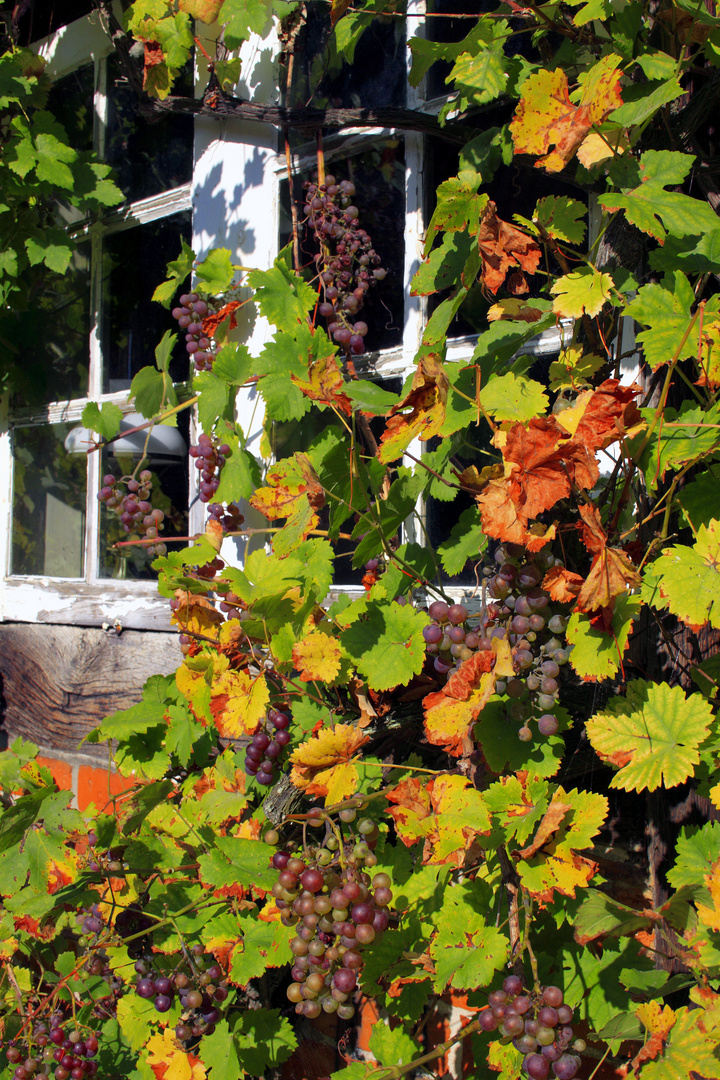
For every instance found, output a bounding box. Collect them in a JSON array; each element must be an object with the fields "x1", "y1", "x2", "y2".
[
  {"x1": 285, "y1": 5, "x2": 406, "y2": 114},
  {"x1": 47, "y1": 63, "x2": 95, "y2": 154},
  {"x1": 99, "y1": 411, "x2": 189, "y2": 580},
  {"x1": 6, "y1": 240, "x2": 91, "y2": 407},
  {"x1": 106, "y1": 56, "x2": 194, "y2": 202},
  {"x1": 101, "y1": 211, "x2": 192, "y2": 392},
  {"x1": 12, "y1": 423, "x2": 87, "y2": 577},
  {"x1": 280, "y1": 140, "x2": 405, "y2": 353},
  {"x1": 14, "y1": 0, "x2": 95, "y2": 45}
]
